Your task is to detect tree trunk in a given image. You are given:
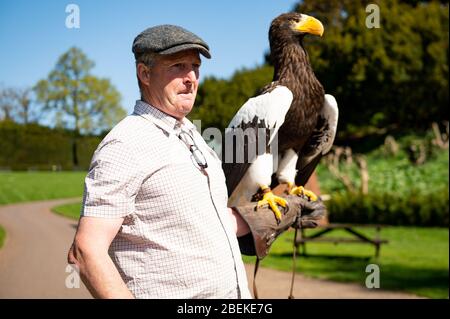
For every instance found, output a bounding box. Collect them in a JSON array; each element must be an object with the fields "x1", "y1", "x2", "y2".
[
  {"x1": 72, "y1": 114, "x2": 80, "y2": 169},
  {"x1": 72, "y1": 89, "x2": 80, "y2": 169},
  {"x1": 72, "y1": 134, "x2": 79, "y2": 168}
]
